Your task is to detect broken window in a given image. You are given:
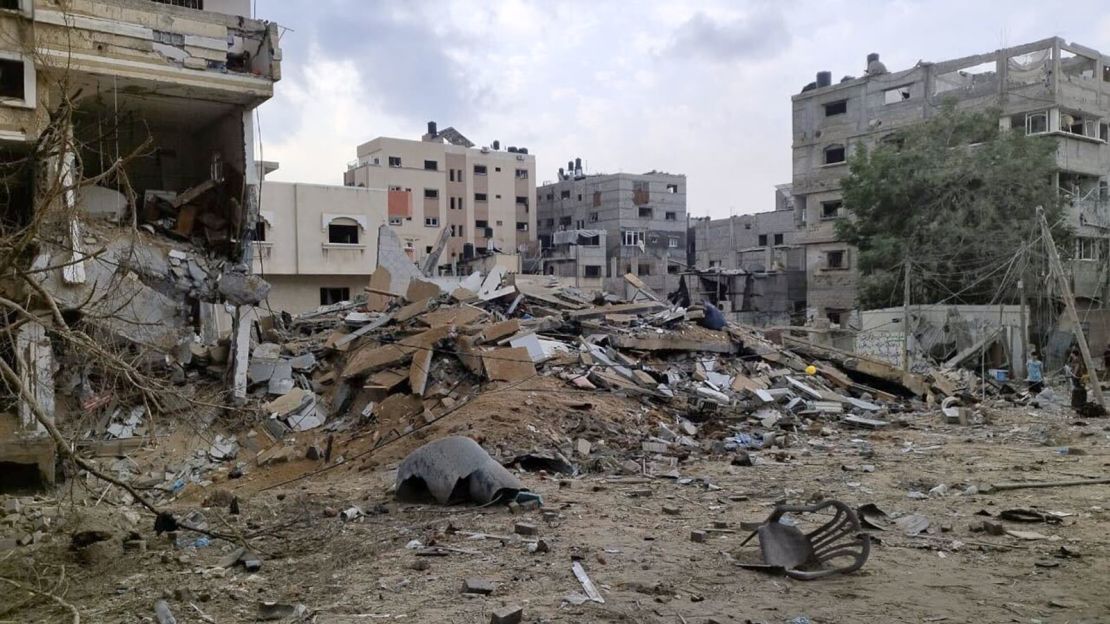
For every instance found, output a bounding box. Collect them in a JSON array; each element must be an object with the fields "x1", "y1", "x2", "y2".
[
  {"x1": 824, "y1": 99, "x2": 847, "y2": 116},
  {"x1": 151, "y1": 0, "x2": 204, "y2": 8},
  {"x1": 1008, "y1": 49, "x2": 1051, "y2": 86},
  {"x1": 474, "y1": 164, "x2": 487, "y2": 176},
  {"x1": 1101, "y1": 123, "x2": 1109, "y2": 142},
  {"x1": 934, "y1": 60, "x2": 996, "y2": 95},
  {"x1": 821, "y1": 200, "x2": 843, "y2": 219},
  {"x1": 666, "y1": 184, "x2": 679, "y2": 194},
  {"x1": 560, "y1": 190, "x2": 571, "y2": 199},
  {"x1": 320, "y1": 287, "x2": 350, "y2": 306},
  {"x1": 758, "y1": 234, "x2": 768, "y2": 246},
  {"x1": 883, "y1": 85, "x2": 912, "y2": 104},
  {"x1": 0, "y1": 57, "x2": 25, "y2": 101},
  {"x1": 515, "y1": 195, "x2": 527, "y2": 206},
  {"x1": 638, "y1": 207, "x2": 652, "y2": 218},
  {"x1": 388, "y1": 156, "x2": 402, "y2": 168},
  {"x1": 632, "y1": 181, "x2": 650, "y2": 205},
  {"x1": 823, "y1": 145, "x2": 846, "y2": 165},
  {"x1": 516, "y1": 222, "x2": 528, "y2": 231},
  {"x1": 558, "y1": 216, "x2": 572, "y2": 226},
  {"x1": 622, "y1": 230, "x2": 645, "y2": 247},
  {"x1": 328, "y1": 222, "x2": 360, "y2": 244},
  {"x1": 665, "y1": 211, "x2": 676, "y2": 221},
  {"x1": 774, "y1": 233, "x2": 784, "y2": 245},
  {"x1": 593, "y1": 191, "x2": 602, "y2": 206},
  {"x1": 826, "y1": 310, "x2": 842, "y2": 326},
  {"x1": 638, "y1": 263, "x2": 652, "y2": 275},
  {"x1": 424, "y1": 160, "x2": 438, "y2": 171},
  {"x1": 388, "y1": 216, "x2": 403, "y2": 226},
  {"x1": 588, "y1": 212, "x2": 598, "y2": 222},
  {"x1": 254, "y1": 221, "x2": 266, "y2": 242},
  {"x1": 584, "y1": 265, "x2": 602, "y2": 278},
  {"x1": 424, "y1": 217, "x2": 439, "y2": 227},
  {"x1": 581, "y1": 234, "x2": 600, "y2": 246},
  {"x1": 667, "y1": 264, "x2": 681, "y2": 275},
  {"x1": 546, "y1": 192, "x2": 554, "y2": 201},
  {"x1": 474, "y1": 192, "x2": 487, "y2": 202},
  {"x1": 424, "y1": 188, "x2": 438, "y2": 199},
  {"x1": 1060, "y1": 49, "x2": 1097, "y2": 82},
  {"x1": 825, "y1": 250, "x2": 846, "y2": 269},
  {"x1": 1061, "y1": 111, "x2": 1098, "y2": 139},
  {"x1": 515, "y1": 168, "x2": 528, "y2": 179}
]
